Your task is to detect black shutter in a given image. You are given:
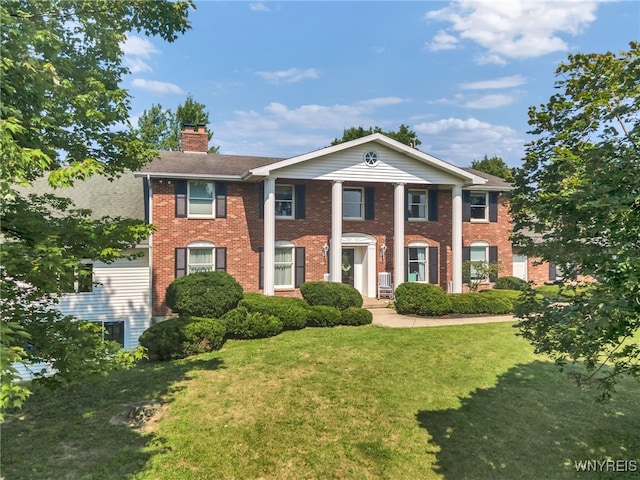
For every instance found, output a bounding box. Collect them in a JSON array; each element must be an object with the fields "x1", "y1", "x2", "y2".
[
  {"x1": 429, "y1": 247, "x2": 439, "y2": 284},
  {"x1": 258, "y1": 247, "x2": 264, "y2": 290},
  {"x1": 215, "y1": 247, "x2": 227, "y2": 272},
  {"x1": 549, "y1": 263, "x2": 557, "y2": 281},
  {"x1": 462, "y1": 190, "x2": 471, "y2": 222},
  {"x1": 143, "y1": 177, "x2": 150, "y2": 224},
  {"x1": 428, "y1": 189, "x2": 439, "y2": 221},
  {"x1": 489, "y1": 246, "x2": 498, "y2": 282},
  {"x1": 175, "y1": 180, "x2": 187, "y2": 218},
  {"x1": 175, "y1": 248, "x2": 187, "y2": 278},
  {"x1": 295, "y1": 247, "x2": 305, "y2": 288},
  {"x1": 215, "y1": 182, "x2": 227, "y2": 218},
  {"x1": 462, "y1": 246, "x2": 471, "y2": 283},
  {"x1": 404, "y1": 190, "x2": 409, "y2": 220},
  {"x1": 295, "y1": 184, "x2": 306, "y2": 219},
  {"x1": 489, "y1": 192, "x2": 499, "y2": 222},
  {"x1": 364, "y1": 187, "x2": 375, "y2": 220},
  {"x1": 404, "y1": 247, "x2": 409, "y2": 282},
  {"x1": 258, "y1": 182, "x2": 264, "y2": 219}
]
